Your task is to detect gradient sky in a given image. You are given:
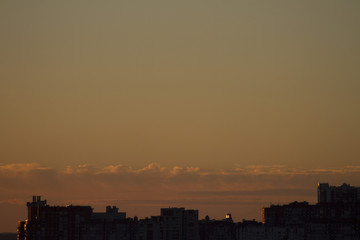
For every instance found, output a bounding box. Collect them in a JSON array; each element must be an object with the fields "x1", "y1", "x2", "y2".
[{"x1": 1, "y1": 0, "x2": 360, "y2": 232}]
